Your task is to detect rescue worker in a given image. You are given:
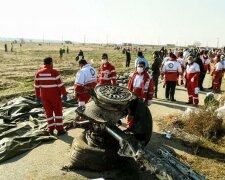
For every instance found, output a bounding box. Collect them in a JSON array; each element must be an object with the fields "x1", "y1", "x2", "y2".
[
  {"x1": 161, "y1": 53, "x2": 182, "y2": 101},
  {"x1": 219, "y1": 55, "x2": 225, "y2": 88},
  {"x1": 125, "y1": 48, "x2": 131, "y2": 67},
  {"x1": 151, "y1": 51, "x2": 162, "y2": 98},
  {"x1": 74, "y1": 59, "x2": 97, "y2": 107},
  {"x1": 128, "y1": 61, "x2": 154, "y2": 106},
  {"x1": 177, "y1": 52, "x2": 186, "y2": 85},
  {"x1": 34, "y1": 57, "x2": 67, "y2": 135},
  {"x1": 134, "y1": 51, "x2": 149, "y2": 70},
  {"x1": 200, "y1": 51, "x2": 211, "y2": 87},
  {"x1": 97, "y1": 53, "x2": 117, "y2": 85},
  {"x1": 211, "y1": 57, "x2": 223, "y2": 93},
  {"x1": 185, "y1": 56, "x2": 200, "y2": 105}
]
